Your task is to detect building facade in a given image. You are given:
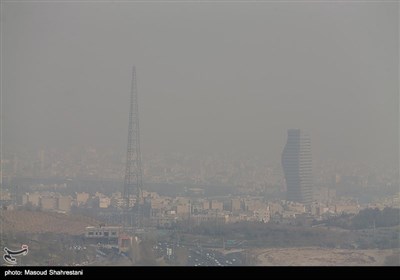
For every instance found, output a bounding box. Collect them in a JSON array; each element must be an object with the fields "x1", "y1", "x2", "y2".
[{"x1": 282, "y1": 129, "x2": 313, "y2": 204}]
